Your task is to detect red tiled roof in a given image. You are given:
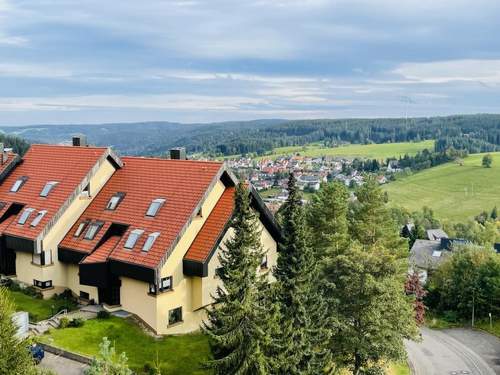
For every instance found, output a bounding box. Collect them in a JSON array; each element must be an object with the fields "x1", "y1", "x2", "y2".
[
  {"x1": 0, "y1": 152, "x2": 19, "y2": 177},
  {"x1": 184, "y1": 187, "x2": 235, "y2": 262},
  {"x1": 0, "y1": 145, "x2": 109, "y2": 240},
  {"x1": 60, "y1": 157, "x2": 224, "y2": 269},
  {"x1": 81, "y1": 235, "x2": 121, "y2": 264}
]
